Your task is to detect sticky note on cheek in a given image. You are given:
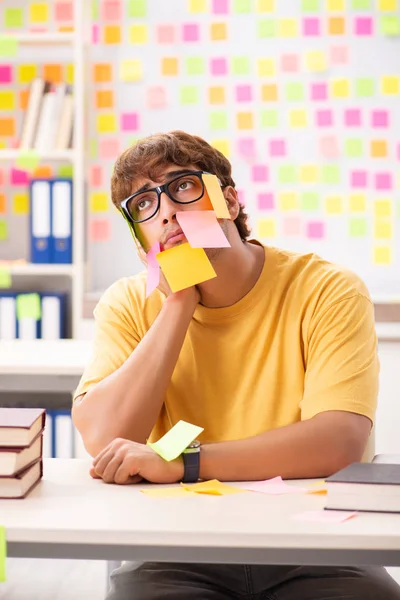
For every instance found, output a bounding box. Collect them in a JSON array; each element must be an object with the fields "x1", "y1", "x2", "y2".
[
  {"x1": 176, "y1": 211, "x2": 230, "y2": 248},
  {"x1": 202, "y1": 173, "x2": 231, "y2": 219},
  {"x1": 147, "y1": 420, "x2": 204, "y2": 462},
  {"x1": 146, "y1": 241, "x2": 160, "y2": 297},
  {"x1": 0, "y1": 526, "x2": 6, "y2": 582},
  {"x1": 156, "y1": 243, "x2": 217, "y2": 292}
]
